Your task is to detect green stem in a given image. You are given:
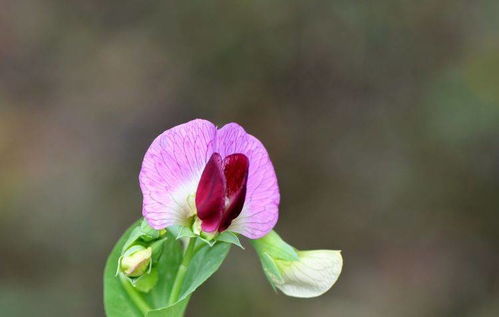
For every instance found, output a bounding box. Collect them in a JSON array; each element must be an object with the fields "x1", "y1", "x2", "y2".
[
  {"x1": 193, "y1": 241, "x2": 207, "y2": 254},
  {"x1": 119, "y1": 273, "x2": 151, "y2": 315},
  {"x1": 168, "y1": 237, "x2": 196, "y2": 305}
]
